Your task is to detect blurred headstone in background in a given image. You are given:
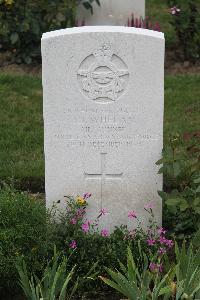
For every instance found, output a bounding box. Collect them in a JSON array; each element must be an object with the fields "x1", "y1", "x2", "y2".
[{"x1": 76, "y1": 0, "x2": 145, "y2": 26}]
